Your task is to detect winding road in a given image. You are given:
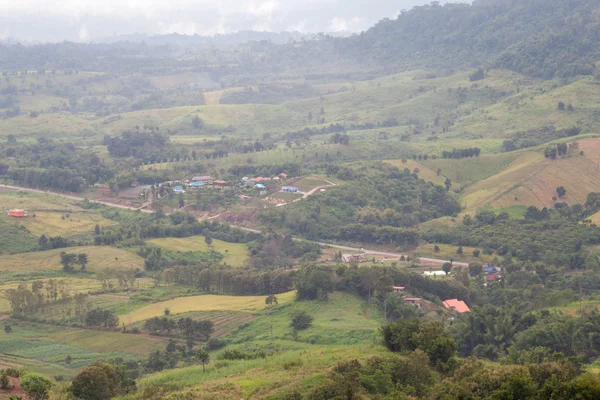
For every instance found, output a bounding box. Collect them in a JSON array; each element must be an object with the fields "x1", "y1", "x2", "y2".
[{"x1": 2, "y1": 183, "x2": 465, "y2": 267}]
